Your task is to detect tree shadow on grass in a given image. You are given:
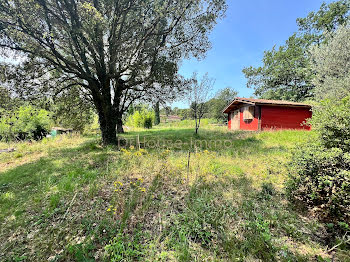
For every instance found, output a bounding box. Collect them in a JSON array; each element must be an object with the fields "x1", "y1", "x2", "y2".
[
  {"x1": 0, "y1": 139, "x2": 108, "y2": 222},
  {"x1": 165, "y1": 175, "x2": 328, "y2": 261},
  {"x1": 120, "y1": 128, "x2": 287, "y2": 157},
  {"x1": 0, "y1": 136, "x2": 327, "y2": 261},
  {"x1": 0, "y1": 139, "x2": 123, "y2": 260},
  {"x1": 123, "y1": 127, "x2": 245, "y2": 140}
]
